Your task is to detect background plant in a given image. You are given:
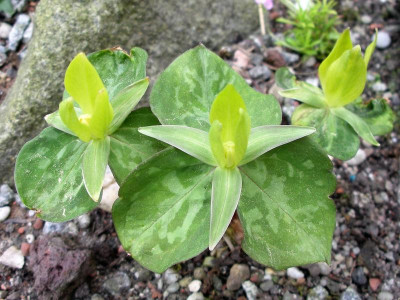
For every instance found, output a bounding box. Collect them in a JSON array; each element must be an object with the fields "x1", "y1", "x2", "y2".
[
  {"x1": 15, "y1": 48, "x2": 165, "y2": 222},
  {"x1": 276, "y1": 0, "x2": 340, "y2": 59},
  {"x1": 277, "y1": 29, "x2": 395, "y2": 160},
  {"x1": 113, "y1": 45, "x2": 336, "y2": 273}
]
